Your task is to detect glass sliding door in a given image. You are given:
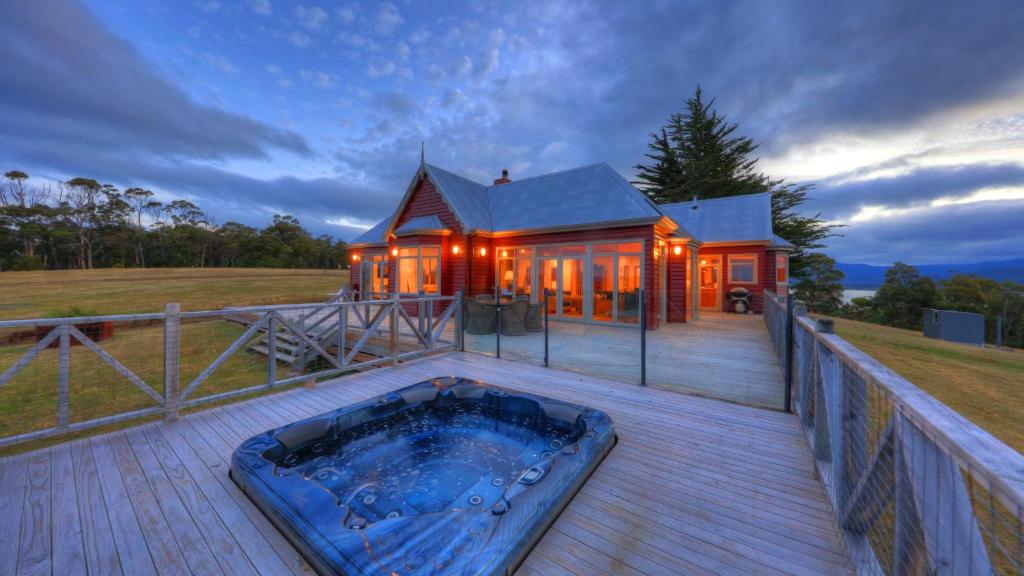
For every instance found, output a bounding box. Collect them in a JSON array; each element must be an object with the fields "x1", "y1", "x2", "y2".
[
  {"x1": 618, "y1": 254, "x2": 641, "y2": 323},
  {"x1": 592, "y1": 255, "x2": 614, "y2": 322},
  {"x1": 700, "y1": 255, "x2": 721, "y2": 310},
  {"x1": 560, "y1": 257, "x2": 584, "y2": 318},
  {"x1": 540, "y1": 258, "x2": 558, "y2": 315}
]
